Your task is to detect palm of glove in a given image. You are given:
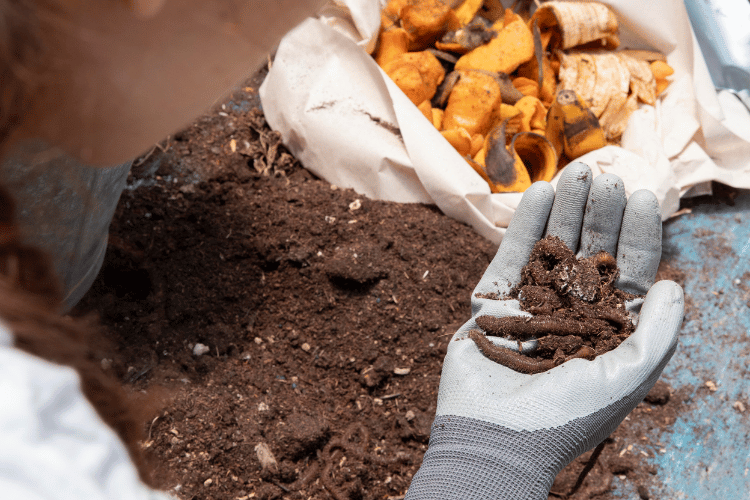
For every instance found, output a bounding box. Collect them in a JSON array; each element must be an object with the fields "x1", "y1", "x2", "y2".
[{"x1": 407, "y1": 163, "x2": 684, "y2": 500}]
